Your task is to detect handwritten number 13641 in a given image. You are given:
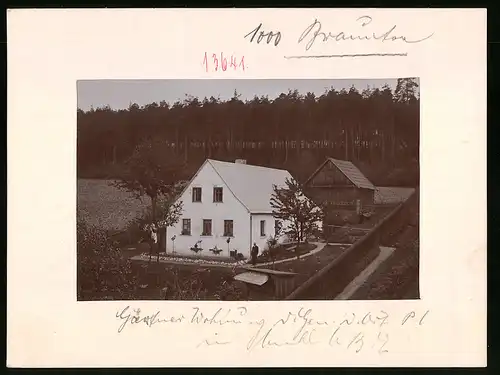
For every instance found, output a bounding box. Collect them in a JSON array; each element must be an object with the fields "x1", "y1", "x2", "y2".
[{"x1": 203, "y1": 52, "x2": 246, "y2": 73}]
